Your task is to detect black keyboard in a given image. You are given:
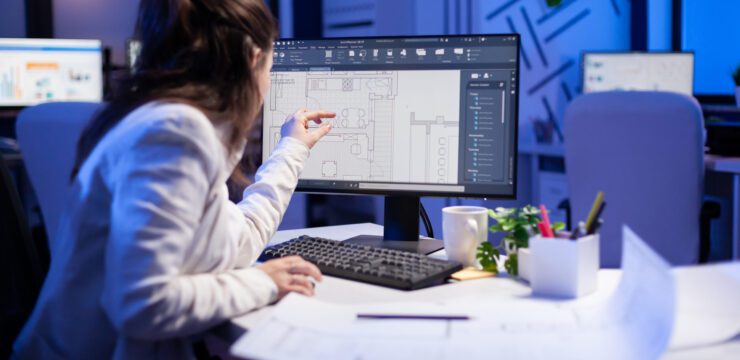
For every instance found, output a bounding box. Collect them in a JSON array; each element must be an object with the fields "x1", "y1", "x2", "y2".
[{"x1": 259, "y1": 235, "x2": 462, "y2": 290}]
